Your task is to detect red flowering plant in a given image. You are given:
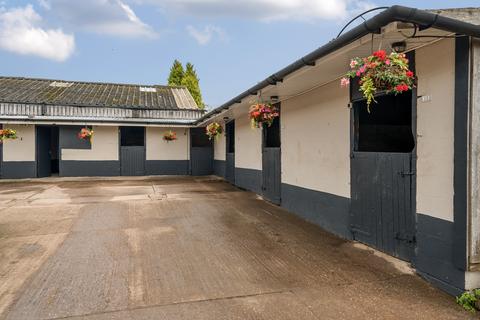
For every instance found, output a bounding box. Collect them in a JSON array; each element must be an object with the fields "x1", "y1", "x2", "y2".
[
  {"x1": 341, "y1": 50, "x2": 415, "y2": 110},
  {"x1": 249, "y1": 103, "x2": 279, "y2": 128},
  {"x1": 163, "y1": 130, "x2": 177, "y2": 142},
  {"x1": 0, "y1": 128, "x2": 17, "y2": 143},
  {"x1": 77, "y1": 127, "x2": 94, "y2": 142},
  {"x1": 206, "y1": 122, "x2": 223, "y2": 140}
]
